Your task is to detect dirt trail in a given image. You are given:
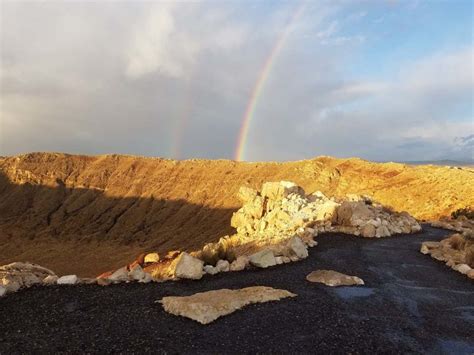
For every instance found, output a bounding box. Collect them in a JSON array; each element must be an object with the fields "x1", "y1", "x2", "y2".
[{"x1": 0, "y1": 152, "x2": 472, "y2": 276}]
